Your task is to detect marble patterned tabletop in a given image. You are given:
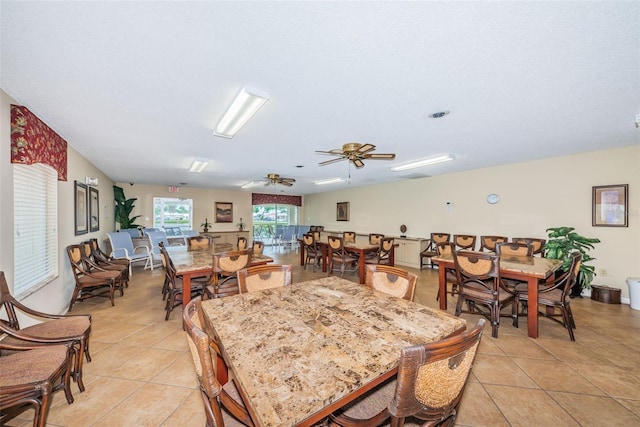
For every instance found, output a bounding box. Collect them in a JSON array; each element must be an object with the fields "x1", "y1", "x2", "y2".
[
  {"x1": 200, "y1": 276, "x2": 466, "y2": 427},
  {"x1": 432, "y1": 253, "x2": 561, "y2": 278},
  {"x1": 171, "y1": 246, "x2": 272, "y2": 274}
]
